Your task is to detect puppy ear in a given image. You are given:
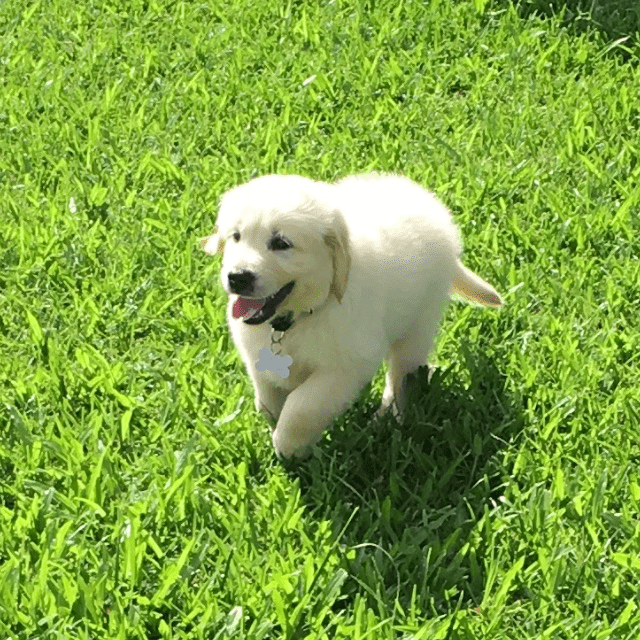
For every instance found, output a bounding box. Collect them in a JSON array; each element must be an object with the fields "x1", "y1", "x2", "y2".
[
  {"x1": 324, "y1": 215, "x2": 351, "y2": 302},
  {"x1": 200, "y1": 232, "x2": 224, "y2": 255}
]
